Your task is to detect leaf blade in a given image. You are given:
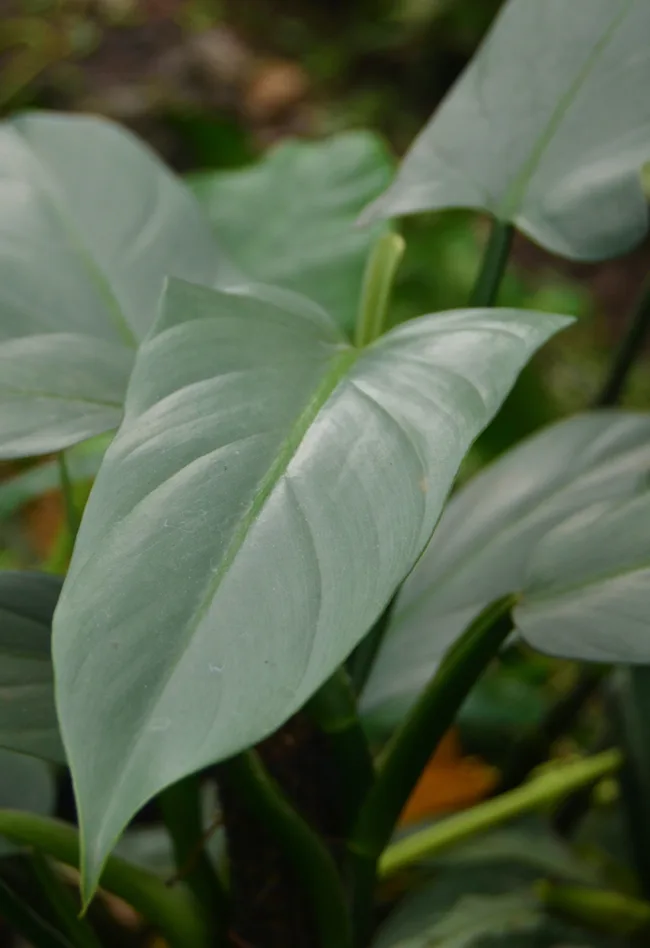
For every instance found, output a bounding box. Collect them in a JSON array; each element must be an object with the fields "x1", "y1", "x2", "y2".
[{"x1": 52, "y1": 281, "x2": 569, "y2": 895}]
